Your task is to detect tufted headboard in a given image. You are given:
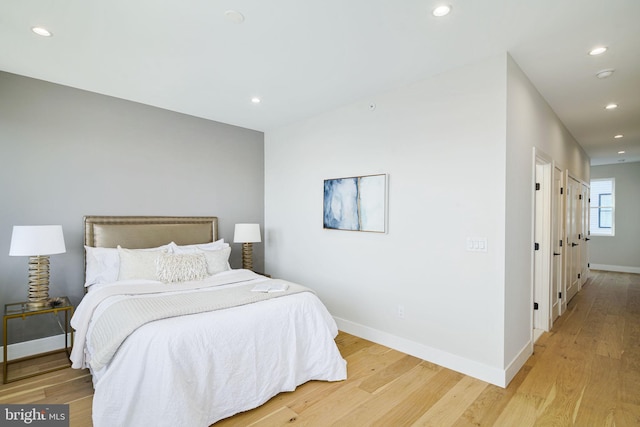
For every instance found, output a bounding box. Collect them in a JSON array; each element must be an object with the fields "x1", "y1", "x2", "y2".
[{"x1": 84, "y1": 216, "x2": 219, "y2": 249}]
